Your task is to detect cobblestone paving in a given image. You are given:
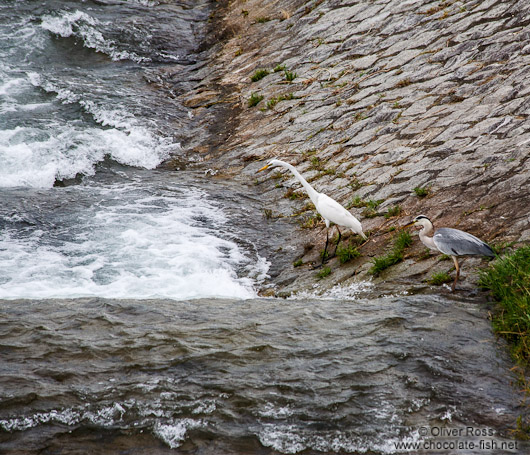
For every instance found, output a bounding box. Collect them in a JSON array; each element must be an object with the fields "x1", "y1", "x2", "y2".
[
  {"x1": 214, "y1": 0, "x2": 529, "y2": 241},
  {"x1": 162, "y1": 0, "x2": 530, "y2": 291}
]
